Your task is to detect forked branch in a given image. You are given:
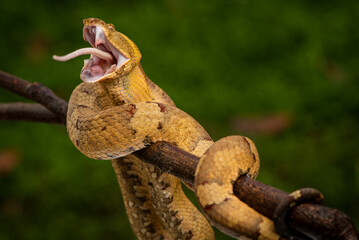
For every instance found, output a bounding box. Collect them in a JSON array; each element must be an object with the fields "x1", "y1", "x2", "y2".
[{"x1": 0, "y1": 71, "x2": 67, "y2": 122}]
